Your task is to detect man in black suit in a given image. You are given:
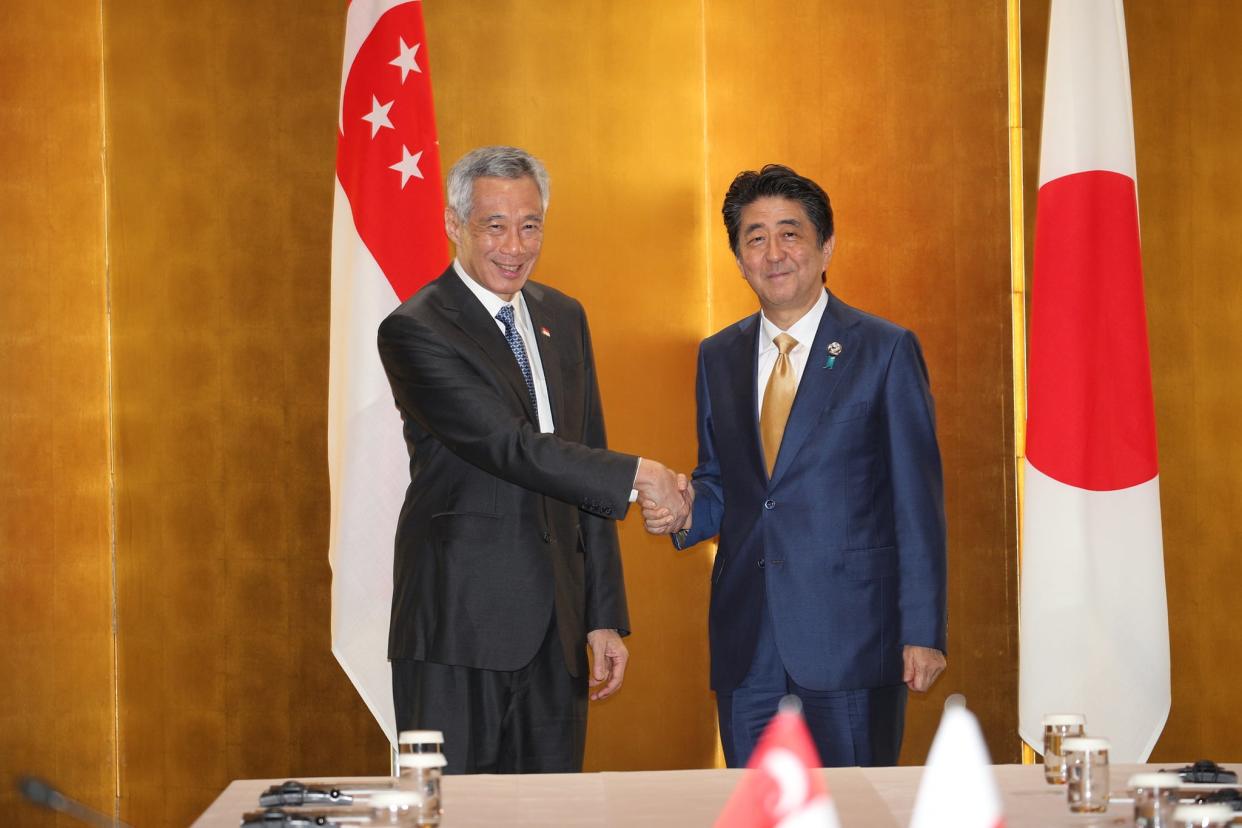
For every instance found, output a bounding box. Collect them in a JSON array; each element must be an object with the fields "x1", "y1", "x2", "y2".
[{"x1": 378, "y1": 146, "x2": 687, "y2": 774}]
